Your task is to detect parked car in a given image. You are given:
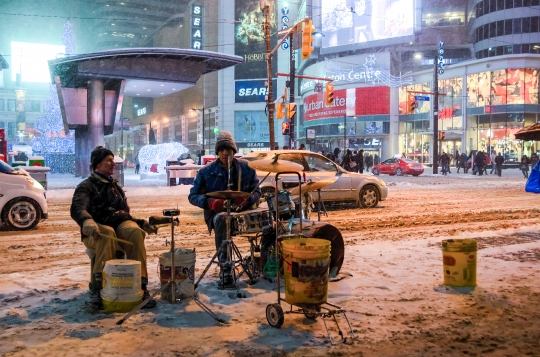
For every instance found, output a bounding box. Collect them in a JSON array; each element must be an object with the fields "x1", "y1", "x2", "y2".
[
  {"x1": 372, "y1": 158, "x2": 424, "y2": 176},
  {"x1": 241, "y1": 150, "x2": 388, "y2": 208},
  {"x1": 0, "y1": 160, "x2": 48, "y2": 230}
]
